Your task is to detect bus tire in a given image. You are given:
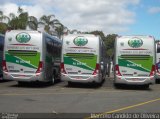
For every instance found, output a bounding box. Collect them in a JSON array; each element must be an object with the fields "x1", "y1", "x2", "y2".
[
  {"x1": 50, "y1": 75, "x2": 55, "y2": 84},
  {"x1": 143, "y1": 84, "x2": 149, "y2": 89},
  {"x1": 68, "y1": 81, "x2": 74, "y2": 86},
  {"x1": 114, "y1": 83, "x2": 120, "y2": 89},
  {"x1": 48, "y1": 73, "x2": 55, "y2": 85},
  {"x1": 18, "y1": 81, "x2": 26, "y2": 86}
]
